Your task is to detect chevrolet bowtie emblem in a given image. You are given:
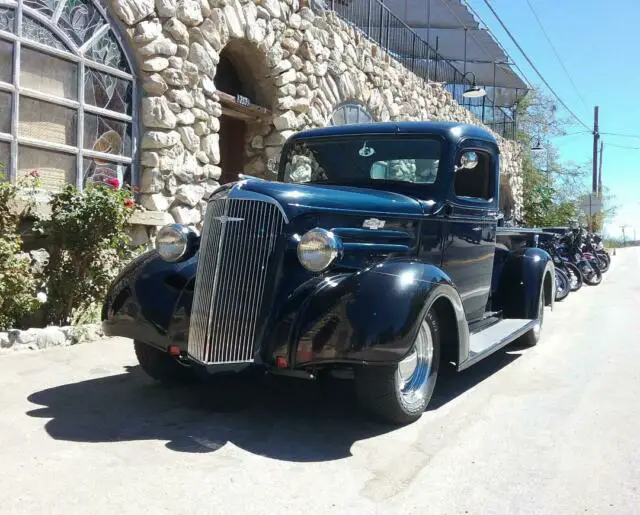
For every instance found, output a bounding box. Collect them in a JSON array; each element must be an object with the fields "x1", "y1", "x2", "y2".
[
  {"x1": 363, "y1": 218, "x2": 385, "y2": 230},
  {"x1": 214, "y1": 216, "x2": 244, "y2": 223}
]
